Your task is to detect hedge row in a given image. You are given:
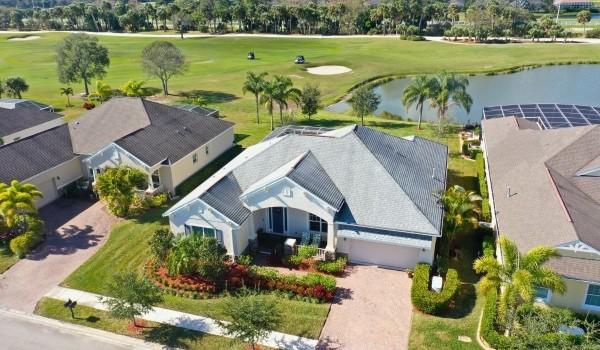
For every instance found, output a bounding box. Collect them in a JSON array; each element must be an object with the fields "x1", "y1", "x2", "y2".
[
  {"x1": 481, "y1": 288, "x2": 511, "y2": 349},
  {"x1": 411, "y1": 263, "x2": 459, "y2": 314},
  {"x1": 476, "y1": 153, "x2": 492, "y2": 222}
]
